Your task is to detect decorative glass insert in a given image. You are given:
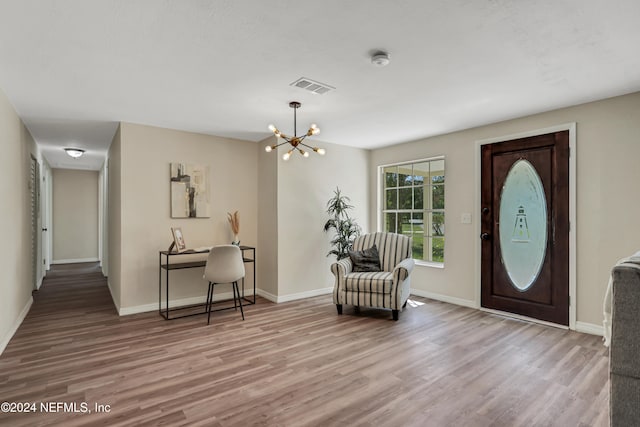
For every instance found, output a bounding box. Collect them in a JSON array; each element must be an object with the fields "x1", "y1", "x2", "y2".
[
  {"x1": 499, "y1": 160, "x2": 547, "y2": 291},
  {"x1": 382, "y1": 157, "x2": 445, "y2": 263}
]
